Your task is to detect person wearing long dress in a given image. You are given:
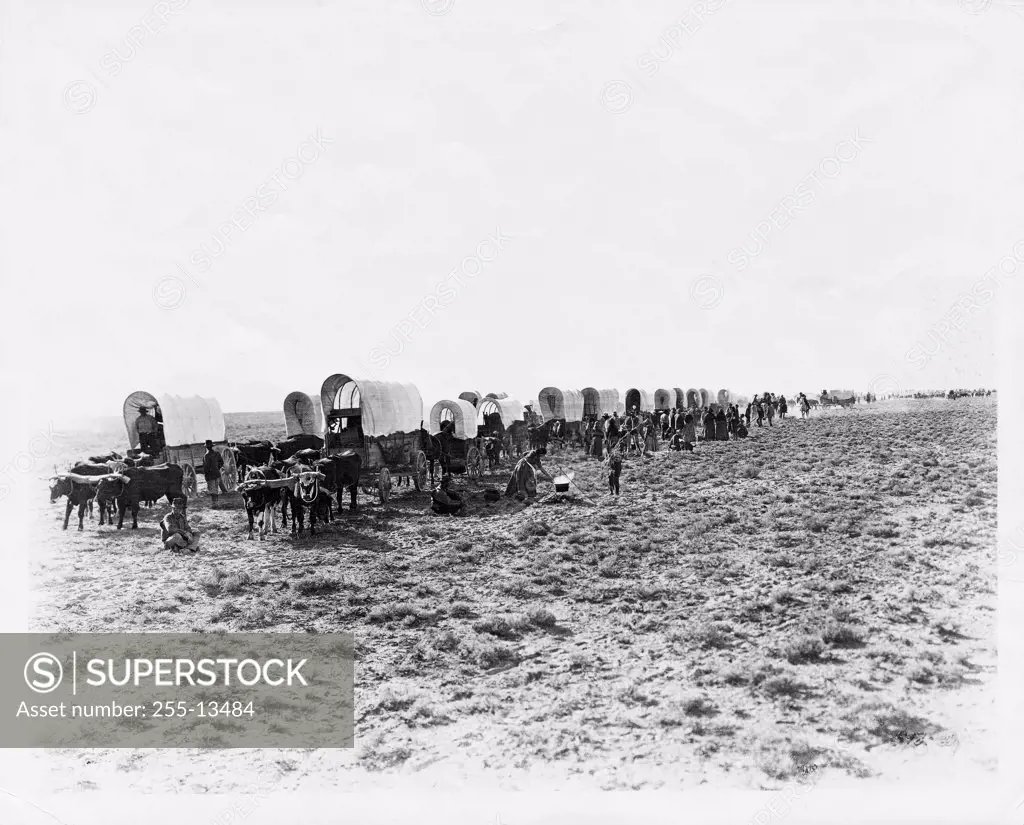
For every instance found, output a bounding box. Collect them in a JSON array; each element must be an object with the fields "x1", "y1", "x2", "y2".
[
  {"x1": 591, "y1": 421, "x2": 605, "y2": 459},
  {"x1": 682, "y1": 413, "x2": 696, "y2": 444},
  {"x1": 644, "y1": 421, "x2": 658, "y2": 455},
  {"x1": 702, "y1": 409, "x2": 715, "y2": 441},
  {"x1": 715, "y1": 409, "x2": 729, "y2": 441},
  {"x1": 504, "y1": 447, "x2": 552, "y2": 499}
]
